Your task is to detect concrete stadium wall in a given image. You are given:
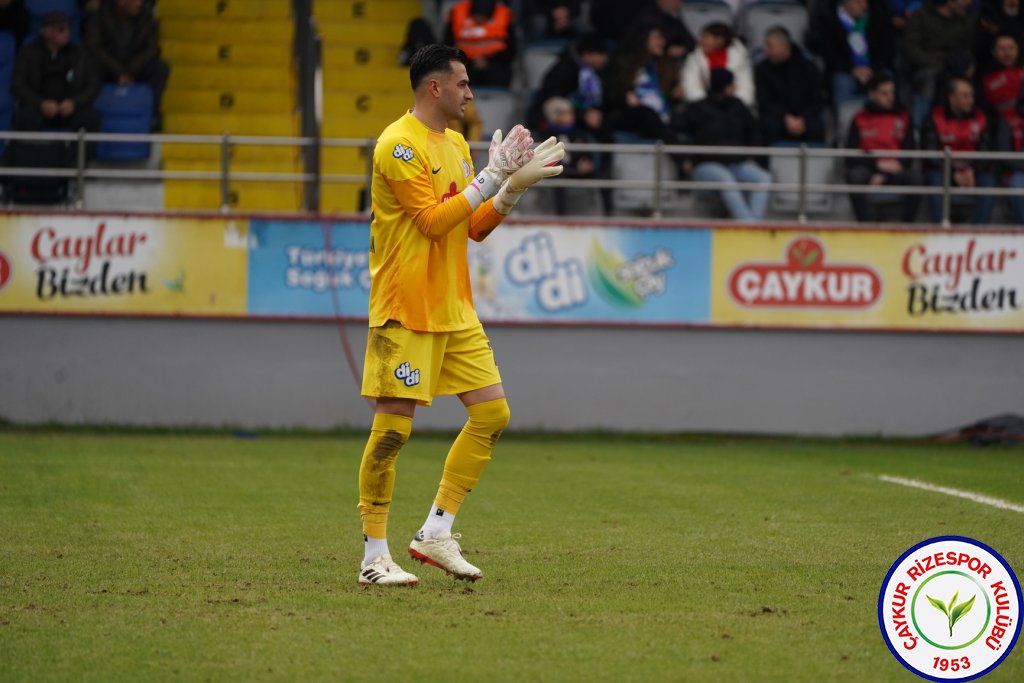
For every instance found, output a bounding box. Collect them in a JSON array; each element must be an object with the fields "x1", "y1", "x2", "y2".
[{"x1": 1, "y1": 316, "x2": 1021, "y2": 437}]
